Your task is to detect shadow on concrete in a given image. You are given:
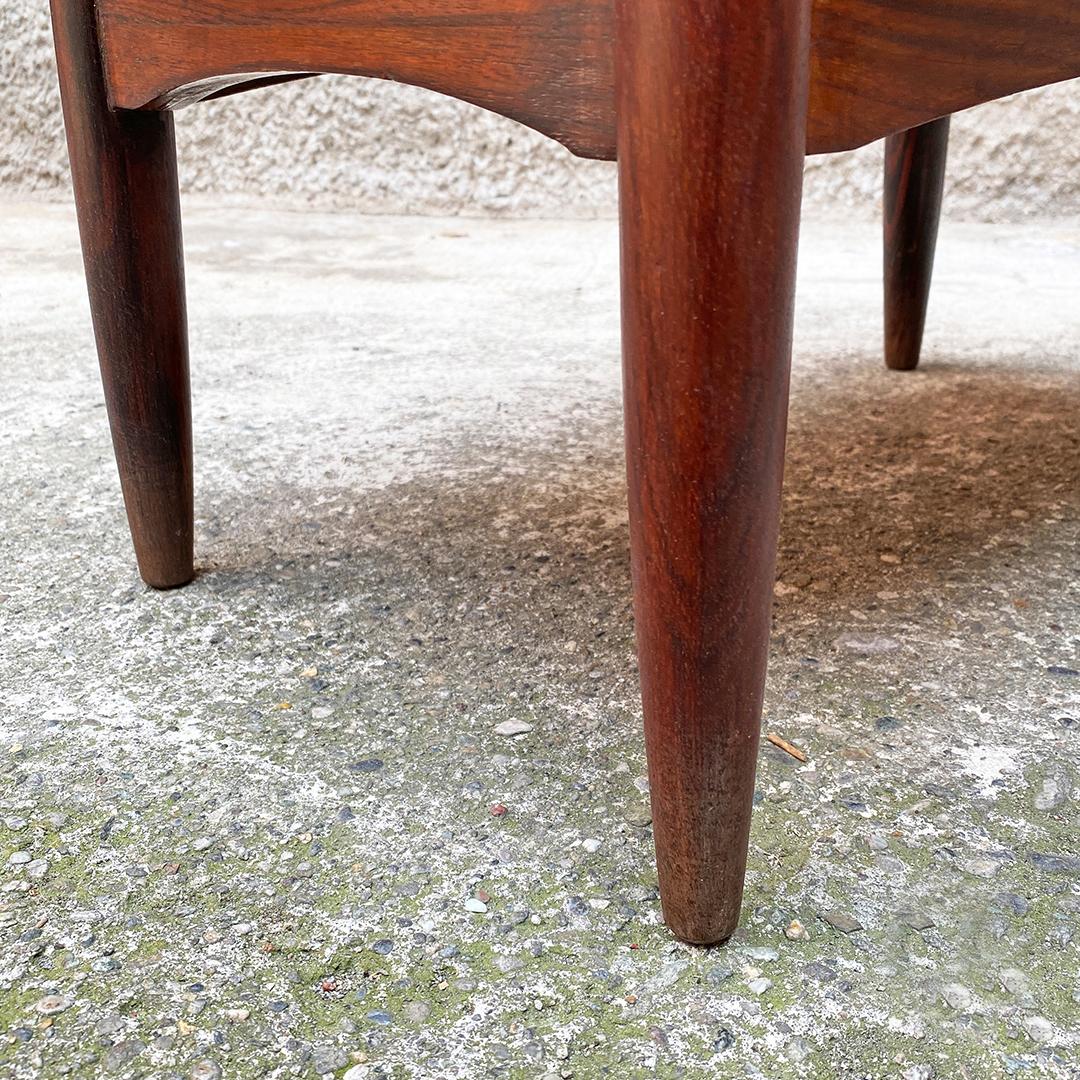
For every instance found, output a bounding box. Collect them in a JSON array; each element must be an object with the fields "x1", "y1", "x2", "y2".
[{"x1": 201, "y1": 355, "x2": 1078, "y2": 629}]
